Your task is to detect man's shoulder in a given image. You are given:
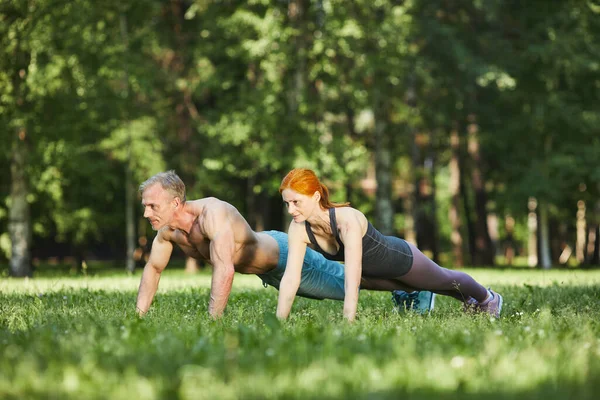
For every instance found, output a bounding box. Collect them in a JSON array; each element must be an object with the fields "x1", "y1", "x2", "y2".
[
  {"x1": 188, "y1": 198, "x2": 246, "y2": 232},
  {"x1": 156, "y1": 226, "x2": 176, "y2": 242},
  {"x1": 188, "y1": 197, "x2": 235, "y2": 211}
]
